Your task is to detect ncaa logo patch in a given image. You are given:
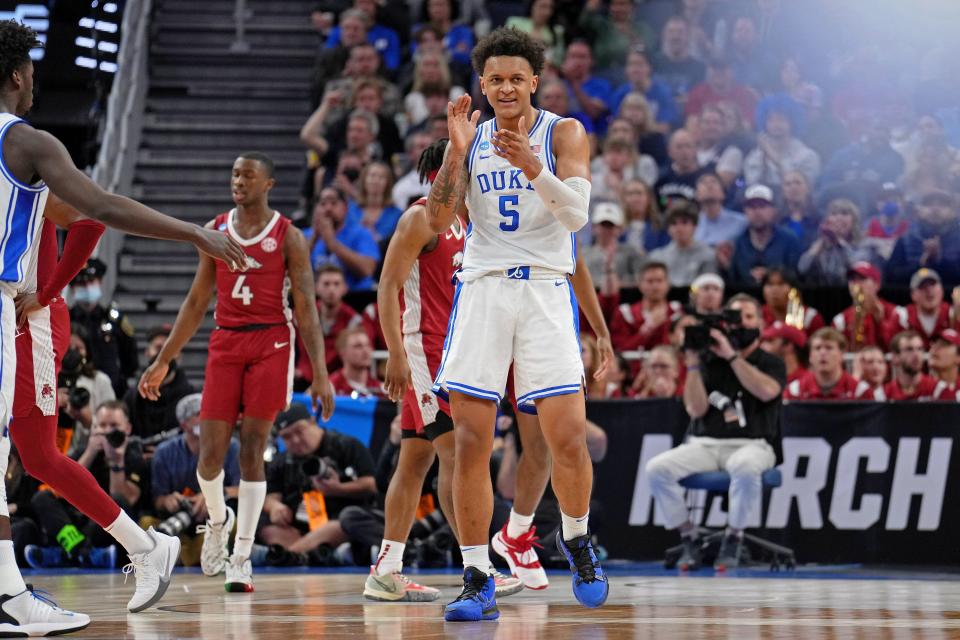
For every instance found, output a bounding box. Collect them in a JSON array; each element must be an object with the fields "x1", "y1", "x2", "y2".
[
  {"x1": 218, "y1": 223, "x2": 228, "y2": 231},
  {"x1": 479, "y1": 140, "x2": 490, "y2": 151},
  {"x1": 261, "y1": 237, "x2": 278, "y2": 253}
]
